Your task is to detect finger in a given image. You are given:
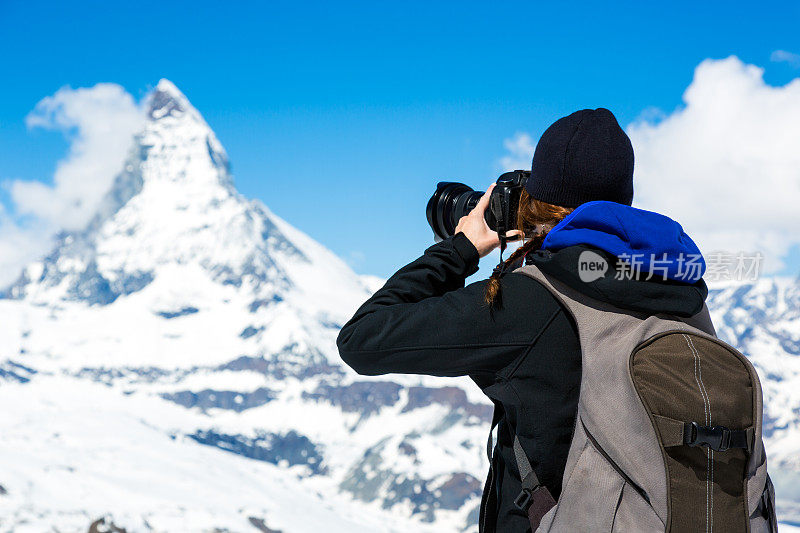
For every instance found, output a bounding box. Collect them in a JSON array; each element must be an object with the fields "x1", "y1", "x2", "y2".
[
  {"x1": 505, "y1": 229, "x2": 524, "y2": 241},
  {"x1": 474, "y1": 183, "x2": 495, "y2": 214}
]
